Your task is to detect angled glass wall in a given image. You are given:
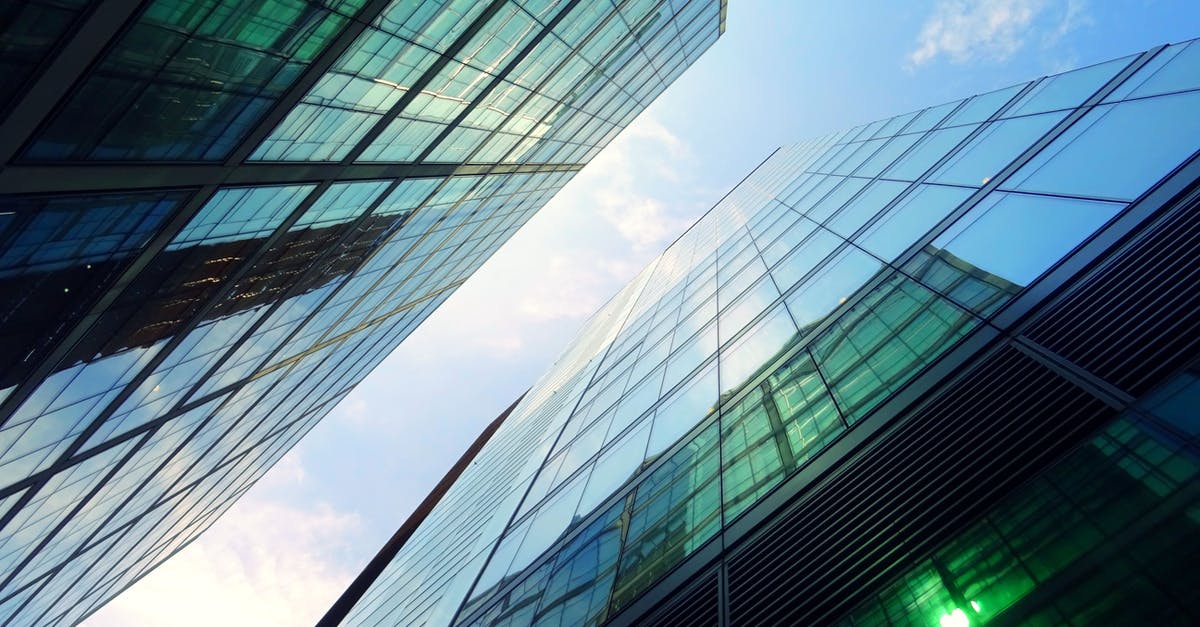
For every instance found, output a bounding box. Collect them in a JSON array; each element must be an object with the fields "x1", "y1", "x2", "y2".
[
  {"x1": 0, "y1": 1, "x2": 726, "y2": 624},
  {"x1": 337, "y1": 39, "x2": 1200, "y2": 627}
]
